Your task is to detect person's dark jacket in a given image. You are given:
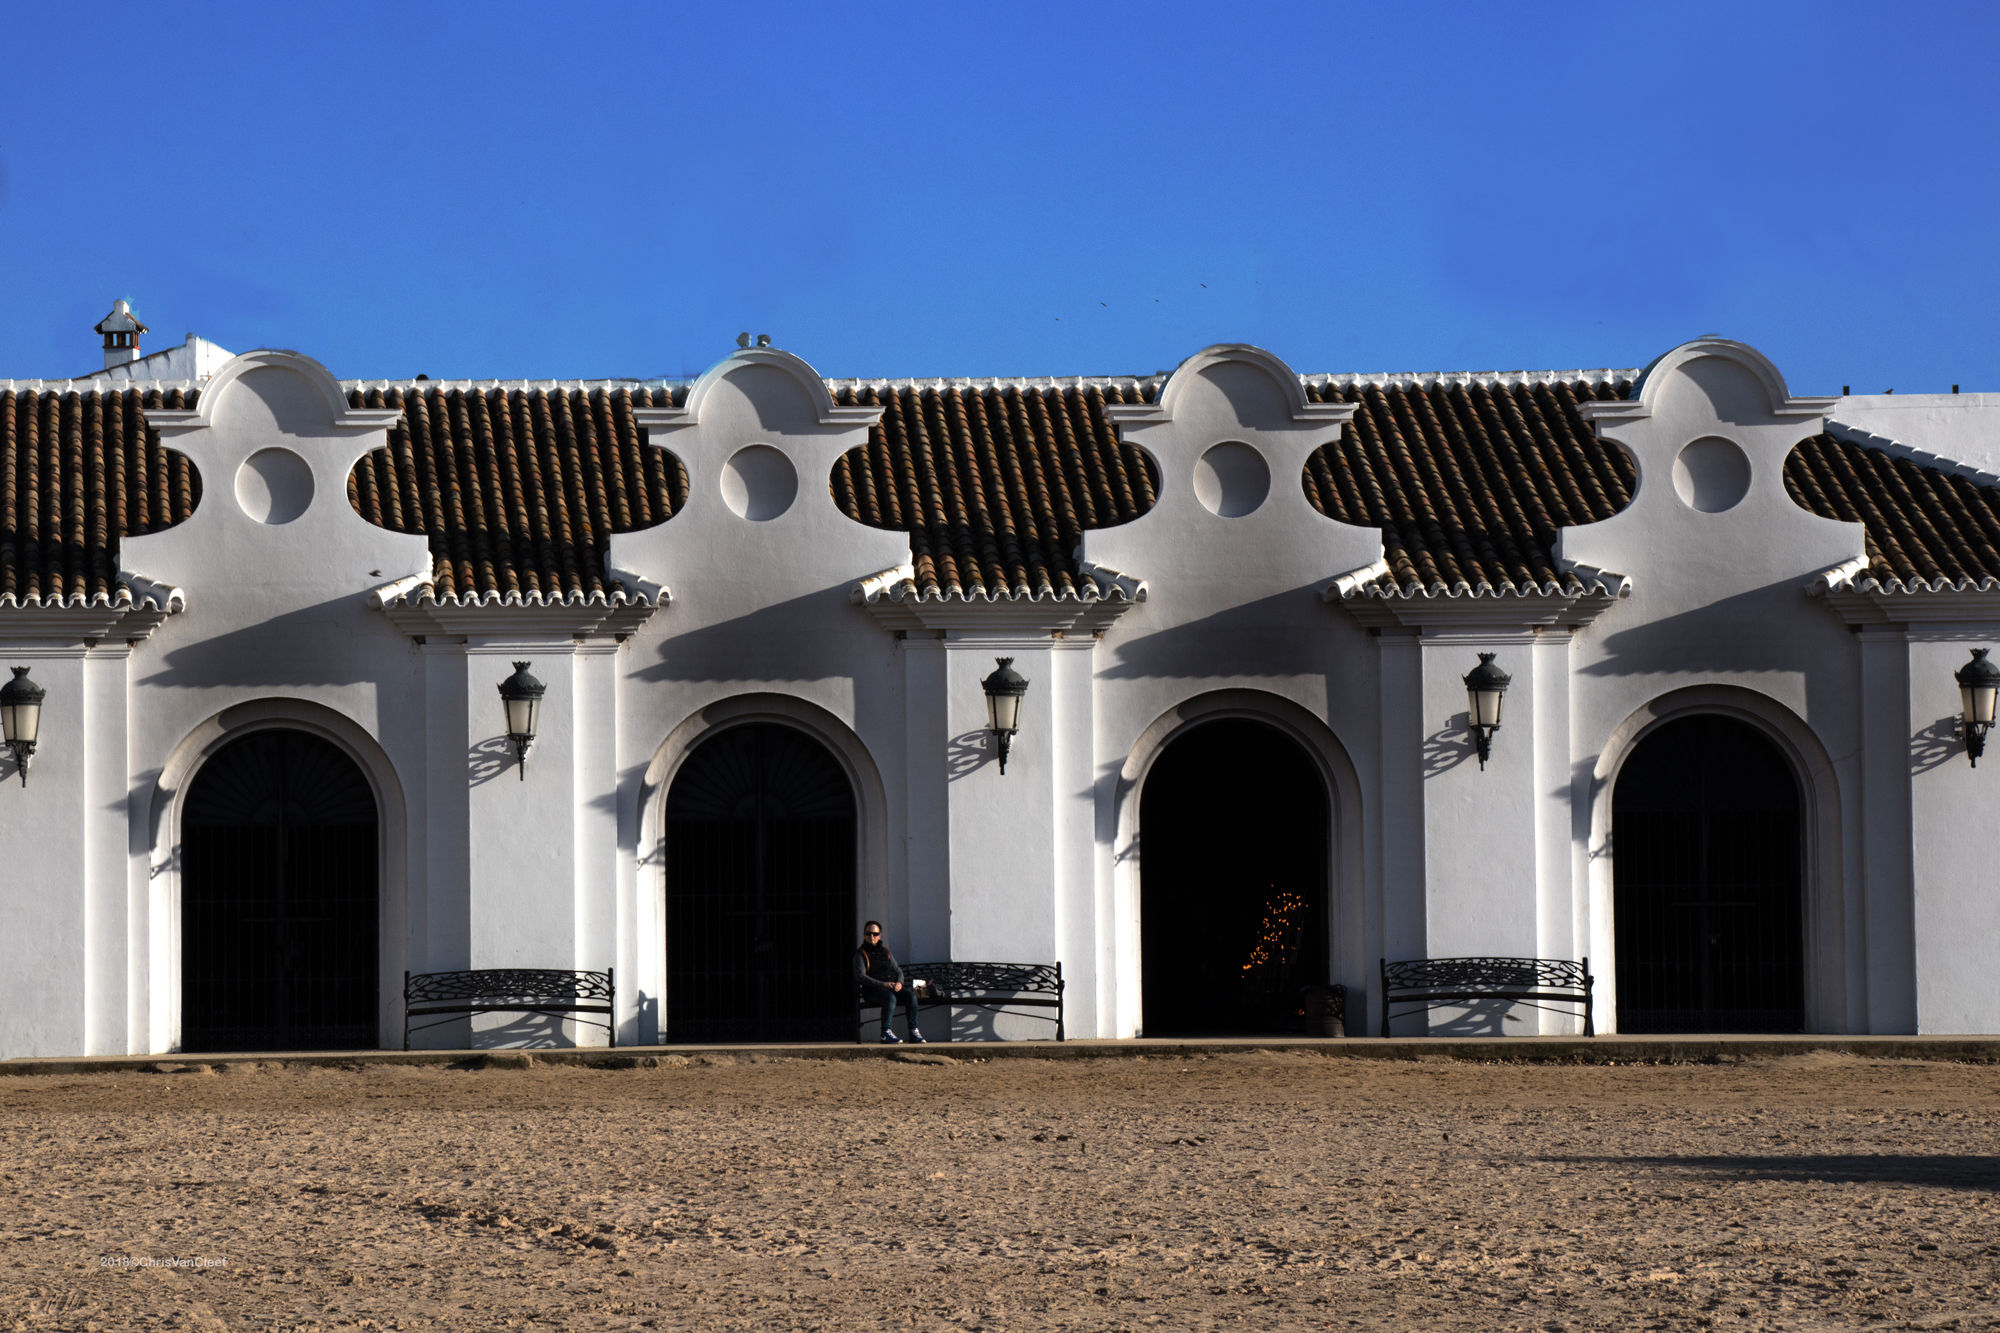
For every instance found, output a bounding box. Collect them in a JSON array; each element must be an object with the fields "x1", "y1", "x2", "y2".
[{"x1": 854, "y1": 941, "x2": 903, "y2": 990}]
